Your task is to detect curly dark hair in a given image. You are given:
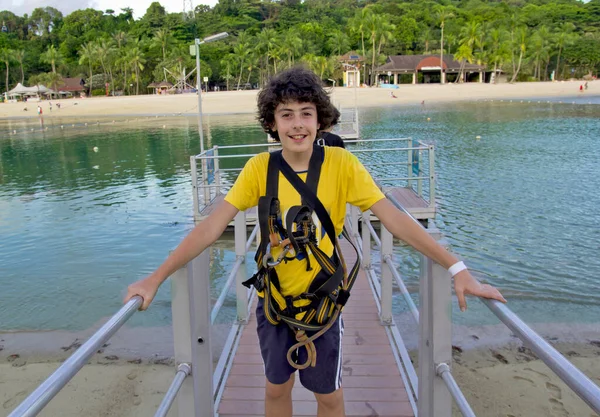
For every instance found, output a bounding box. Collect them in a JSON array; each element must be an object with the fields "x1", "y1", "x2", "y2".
[{"x1": 257, "y1": 66, "x2": 340, "y2": 141}]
